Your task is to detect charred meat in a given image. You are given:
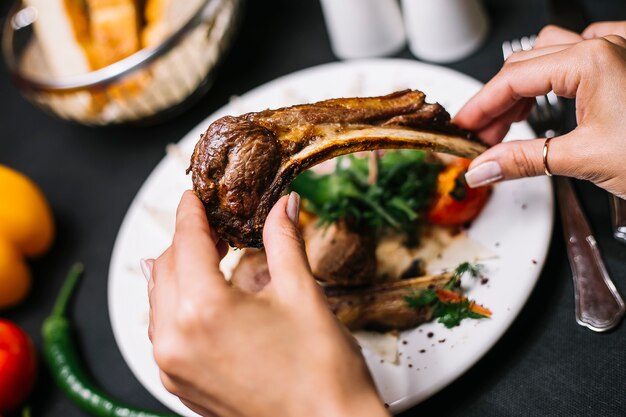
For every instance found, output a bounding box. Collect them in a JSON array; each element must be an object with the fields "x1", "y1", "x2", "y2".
[
  {"x1": 304, "y1": 220, "x2": 377, "y2": 285},
  {"x1": 230, "y1": 249, "x2": 271, "y2": 293},
  {"x1": 188, "y1": 90, "x2": 486, "y2": 248},
  {"x1": 325, "y1": 273, "x2": 454, "y2": 331}
]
